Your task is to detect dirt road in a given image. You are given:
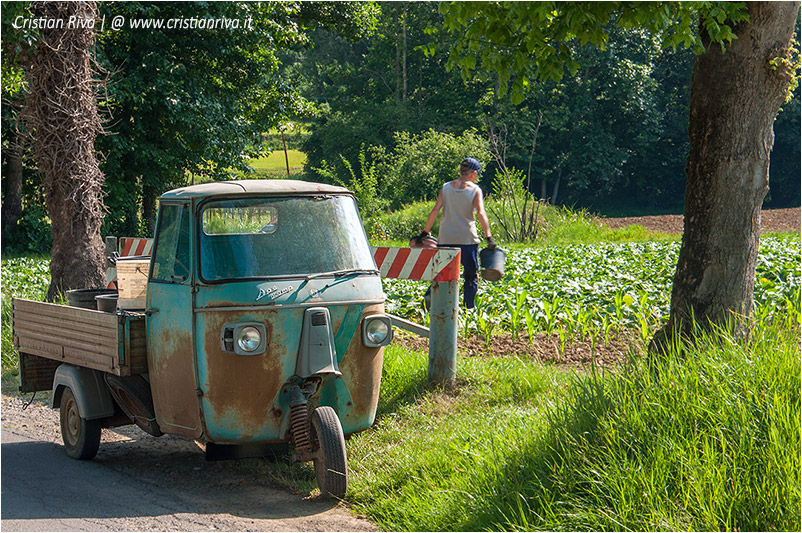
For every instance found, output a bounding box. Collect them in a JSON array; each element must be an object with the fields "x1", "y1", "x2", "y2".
[{"x1": 1, "y1": 395, "x2": 376, "y2": 532}]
